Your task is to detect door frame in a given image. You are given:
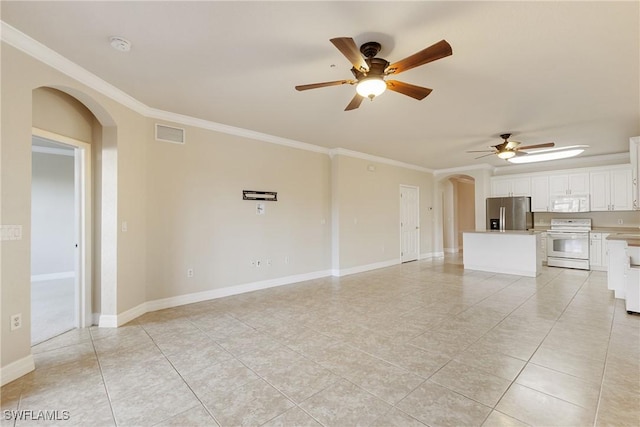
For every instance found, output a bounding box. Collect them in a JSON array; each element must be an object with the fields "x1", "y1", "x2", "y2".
[
  {"x1": 399, "y1": 184, "x2": 420, "y2": 262},
  {"x1": 32, "y1": 127, "x2": 92, "y2": 328}
]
